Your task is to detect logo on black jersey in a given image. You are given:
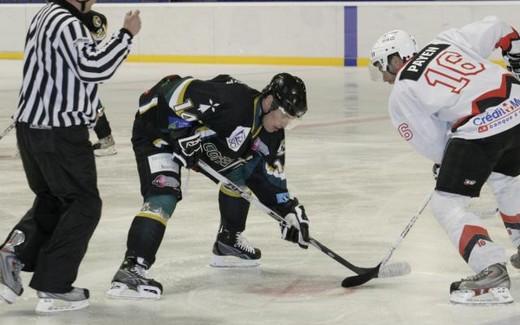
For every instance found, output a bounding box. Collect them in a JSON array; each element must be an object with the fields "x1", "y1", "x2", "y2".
[{"x1": 400, "y1": 43, "x2": 450, "y2": 81}]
